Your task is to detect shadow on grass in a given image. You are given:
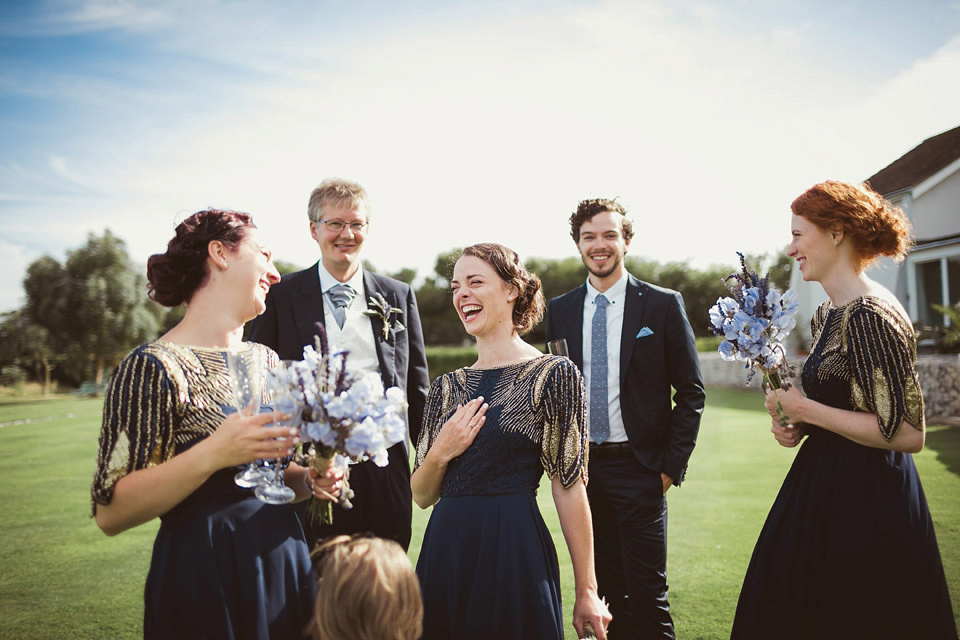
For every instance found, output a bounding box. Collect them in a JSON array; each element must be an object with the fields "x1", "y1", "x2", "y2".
[{"x1": 925, "y1": 425, "x2": 960, "y2": 479}]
